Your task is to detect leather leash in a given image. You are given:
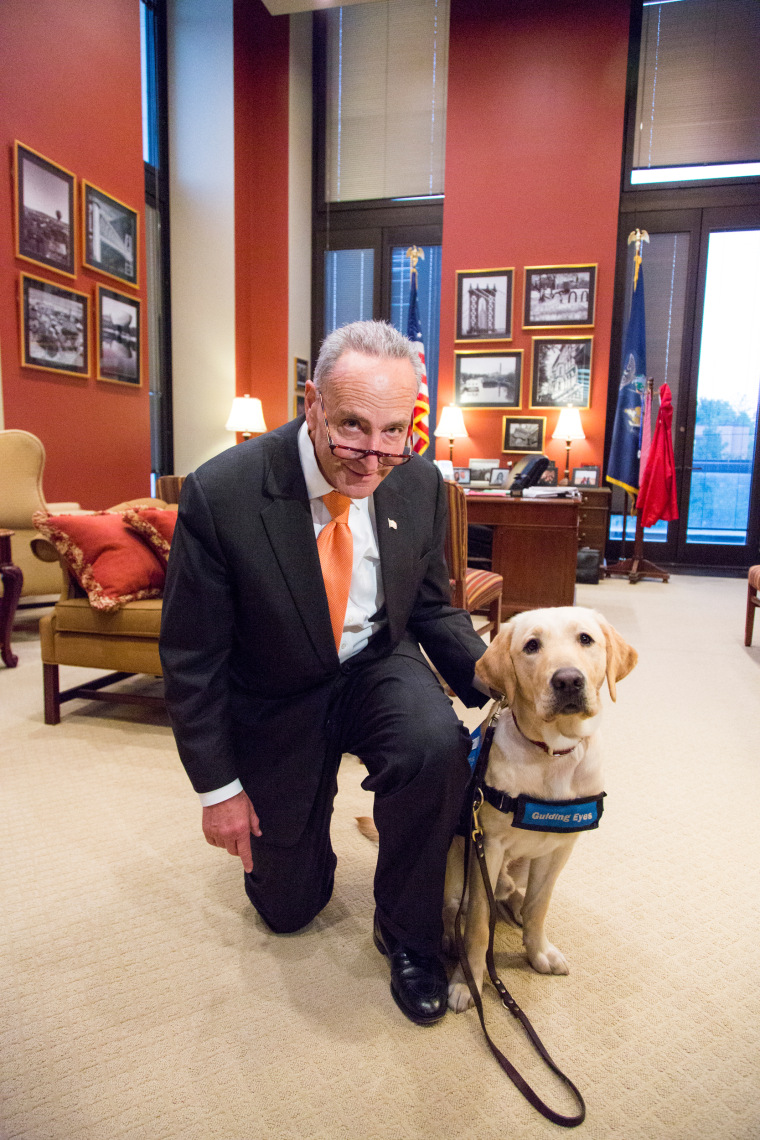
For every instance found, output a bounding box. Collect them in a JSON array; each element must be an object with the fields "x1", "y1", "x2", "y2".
[{"x1": 453, "y1": 699, "x2": 586, "y2": 1128}]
